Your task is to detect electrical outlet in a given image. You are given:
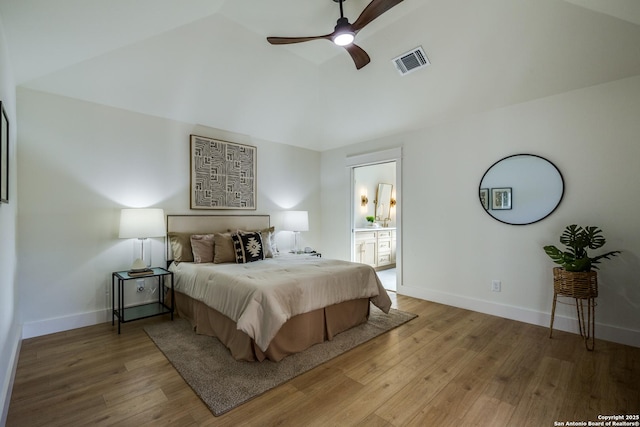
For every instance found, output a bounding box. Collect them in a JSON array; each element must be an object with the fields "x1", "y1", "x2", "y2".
[
  {"x1": 136, "y1": 279, "x2": 145, "y2": 292},
  {"x1": 491, "y1": 280, "x2": 501, "y2": 292}
]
